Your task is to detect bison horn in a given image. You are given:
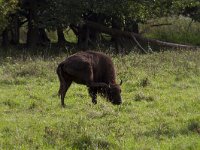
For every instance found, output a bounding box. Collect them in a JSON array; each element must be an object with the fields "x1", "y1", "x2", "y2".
[{"x1": 120, "y1": 80, "x2": 123, "y2": 85}]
